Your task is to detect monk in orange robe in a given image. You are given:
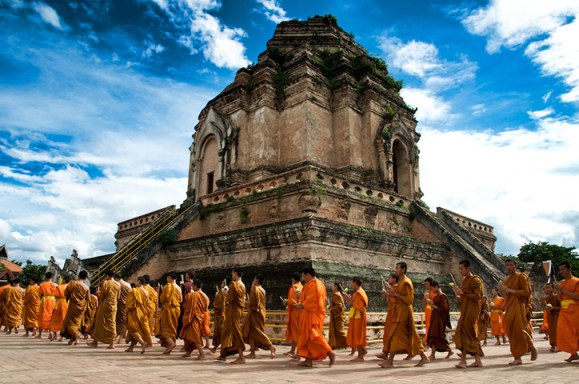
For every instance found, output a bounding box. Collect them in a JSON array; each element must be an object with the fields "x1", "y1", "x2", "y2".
[
  {"x1": 422, "y1": 277, "x2": 434, "y2": 345},
  {"x1": 82, "y1": 287, "x2": 98, "y2": 339},
  {"x1": 3, "y1": 278, "x2": 23, "y2": 333},
  {"x1": 542, "y1": 283, "x2": 560, "y2": 352},
  {"x1": 181, "y1": 278, "x2": 209, "y2": 359},
  {"x1": 23, "y1": 277, "x2": 40, "y2": 336},
  {"x1": 242, "y1": 275, "x2": 276, "y2": 359},
  {"x1": 452, "y1": 259, "x2": 484, "y2": 368},
  {"x1": 218, "y1": 269, "x2": 246, "y2": 363},
  {"x1": 124, "y1": 276, "x2": 151, "y2": 354},
  {"x1": 50, "y1": 275, "x2": 70, "y2": 342},
  {"x1": 380, "y1": 262, "x2": 429, "y2": 368},
  {"x1": 158, "y1": 272, "x2": 182, "y2": 354},
  {"x1": 490, "y1": 288, "x2": 507, "y2": 345},
  {"x1": 478, "y1": 295, "x2": 491, "y2": 346},
  {"x1": 88, "y1": 271, "x2": 120, "y2": 348},
  {"x1": 540, "y1": 289, "x2": 549, "y2": 340},
  {"x1": 37, "y1": 272, "x2": 57, "y2": 339},
  {"x1": 143, "y1": 275, "x2": 158, "y2": 346},
  {"x1": 62, "y1": 271, "x2": 90, "y2": 345},
  {"x1": 202, "y1": 293, "x2": 211, "y2": 349},
  {"x1": 294, "y1": 267, "x2": 335, "y2": 367},
  {"x1": 500, "y1": 259, "x2": 537, "y2": 365},
  {"x1": 210, "y1": 279, "x2": 228, "y2": 352},
  {"x1": 283, "y1": 272, "x2": 302, "y2": 357},
  {"x1": 114, "y1": 273, "x2": 132, "y2": 344},
  {"x1": 553, "y1": 261, "x2": 579, "y2": 362},
  {"x1": 328, "y1": 282, "x2": 347, "y2": 349},
  {"x1": 0, "y1": 282, "x2": 9, "y2": 331},
  {"x1": 345, "y1": 276, "x2": 368, "y2": 361},
  {"x1": 425, "y1": 281, "x2": 453, "y2": 359},
  {"x1": 376, "y1": 273, "x2": 398, "y2": 360}
]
